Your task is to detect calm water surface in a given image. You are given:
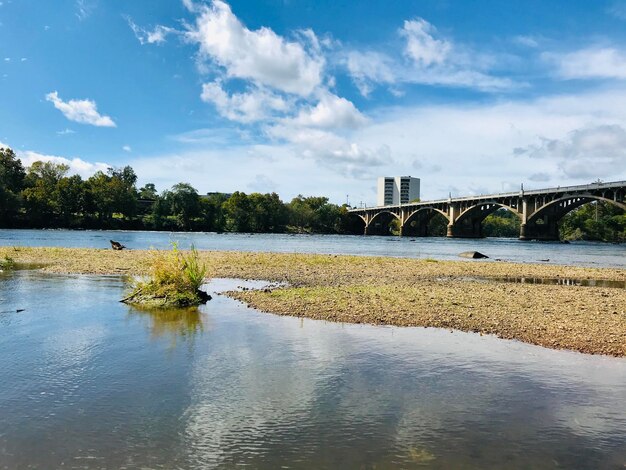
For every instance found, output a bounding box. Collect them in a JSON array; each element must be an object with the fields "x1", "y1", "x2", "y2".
[
  {"x1": 1, "y1": 228, "x2": 625, "y2": 268},
  {"x1": 1, "y1": 271, "x2": 625, "y2": 469}
]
